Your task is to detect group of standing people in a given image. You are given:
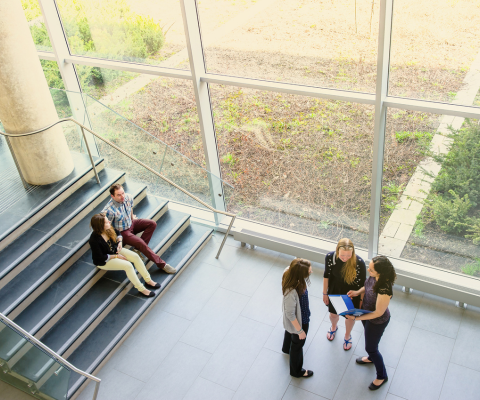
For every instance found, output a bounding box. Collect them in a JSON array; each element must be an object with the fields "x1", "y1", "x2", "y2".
[{"x1": 282, "y1": 238, "x2": 397, "y2": 390}]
